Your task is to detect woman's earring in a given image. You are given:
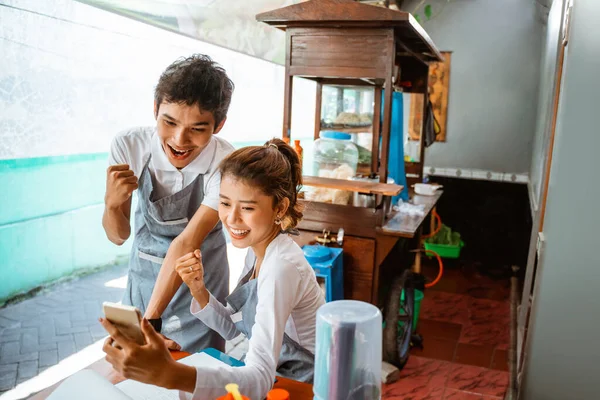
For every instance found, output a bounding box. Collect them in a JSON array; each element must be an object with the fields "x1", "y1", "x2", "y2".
[{"x1": 274, "y1": 217, "x2": 282, "y2": 225}]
